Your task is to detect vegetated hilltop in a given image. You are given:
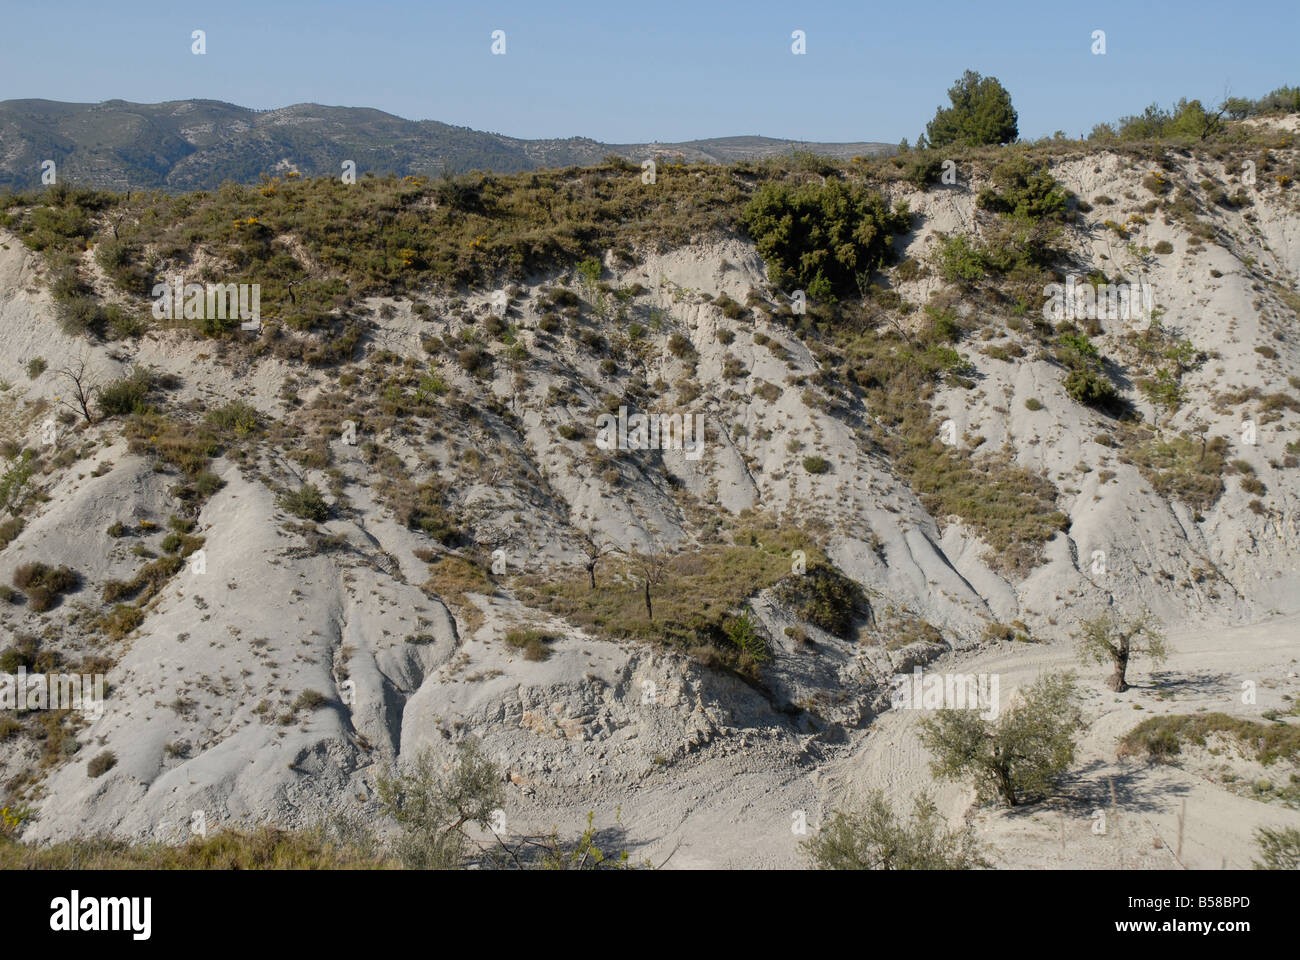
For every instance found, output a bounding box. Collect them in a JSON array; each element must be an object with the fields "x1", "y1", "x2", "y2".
[
  {"x1": 0, "y1": 98, "x2": 894, "y2": 192},
  {"x1": 0, "y1": 103, "x2": 1298, "y2": 864}
]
